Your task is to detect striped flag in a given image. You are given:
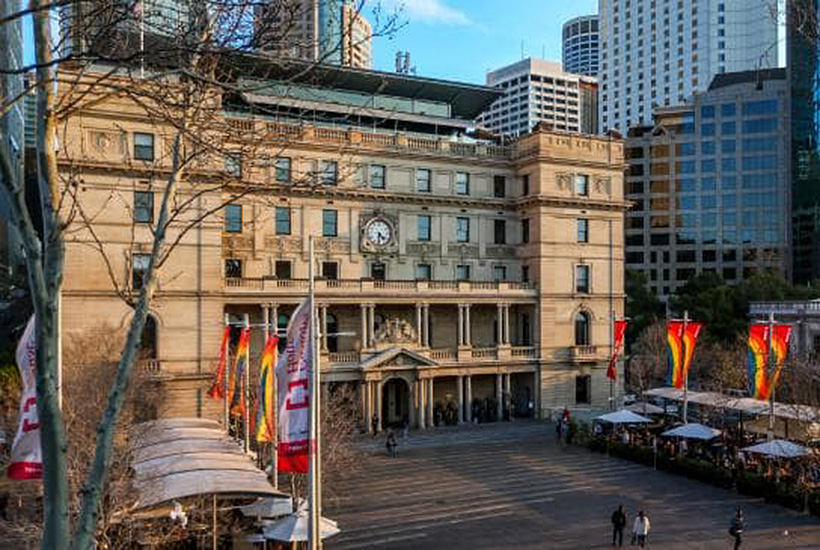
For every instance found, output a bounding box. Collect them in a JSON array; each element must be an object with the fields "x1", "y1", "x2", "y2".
[
  {"x1": 207, "y1": 326, "x2": 231, "y2": 400},
  {"x1": 229, "y1": 328, "x2": 251, "y2": 418},
  {"x1": 255, "y1": 336, "x2": 279, "y2": 443},
  {"x1": 747, "y1": 324, "x2": 770, "y2": 399},
  {"x1": 606, "y1": 320, "x2": 628, "y2": 381}
]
